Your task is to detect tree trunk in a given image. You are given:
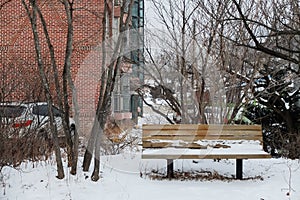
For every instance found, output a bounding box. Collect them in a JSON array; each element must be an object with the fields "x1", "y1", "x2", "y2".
[
  {"x1": 91, "y1": 117, "x2": 104, "y2": 181},
  {"x1": 82, "y1": 0, "x2": 109, "y2": 171},
  {"x1": 61, "y1": 0, "x2": 76, "y2": 173},
  {"x1": 70, "y1": 126, "x2": 78, "y2": 175},
  {"x1": 82, "y1": 118, "x2": 98, "y2": 171},
  {"x1": 82, "y1": 0, "x2": 134, "y2": 181},
  {"x1": 22, "y1": 0, "x2": 64, "y2": 179}
]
